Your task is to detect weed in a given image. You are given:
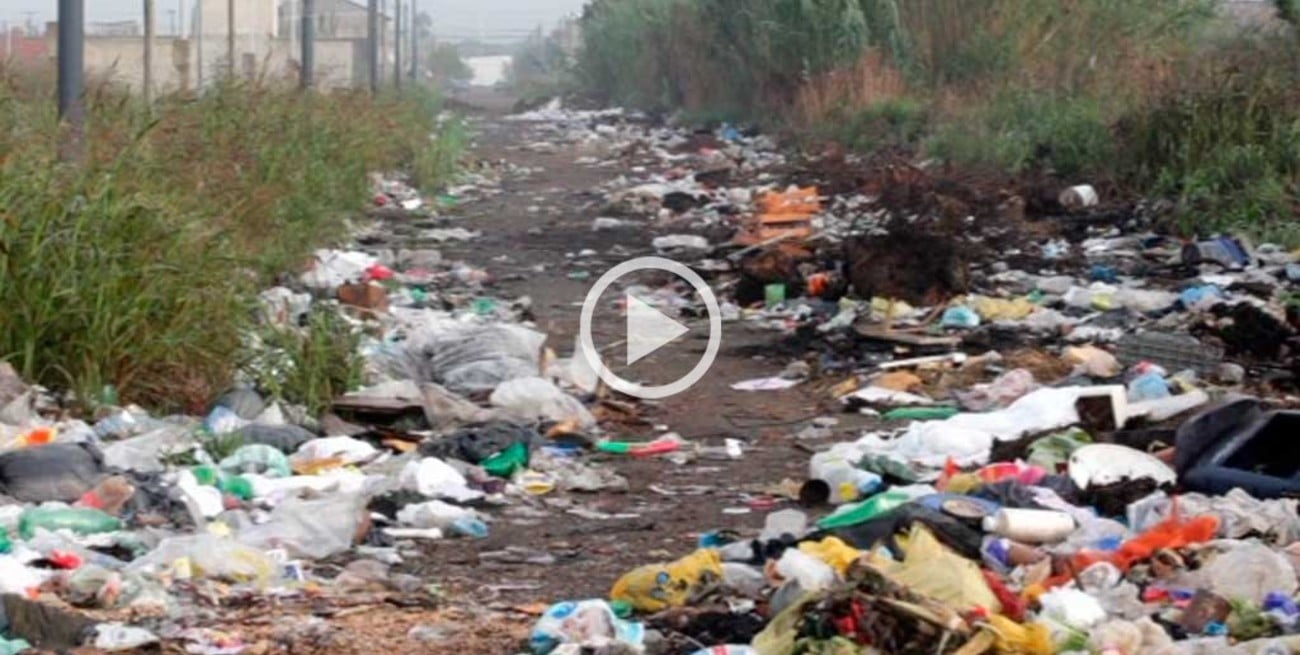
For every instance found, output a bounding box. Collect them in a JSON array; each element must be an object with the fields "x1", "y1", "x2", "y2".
[
  {"x1": 247, "y1": 307, "x2": 365, "y2": 416},
  {"x1": 0, "y1": 69, "x2": 462, "y2": 411}
]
